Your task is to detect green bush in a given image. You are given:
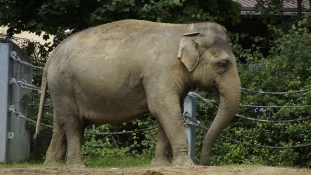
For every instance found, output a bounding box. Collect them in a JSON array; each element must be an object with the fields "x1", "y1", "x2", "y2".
[
  {"x1": 193, "y1": 14, "x2": 311, "y2": 167},
  {"x1": 81, "y1": 115, "x2": 157, "y2": 163}
]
